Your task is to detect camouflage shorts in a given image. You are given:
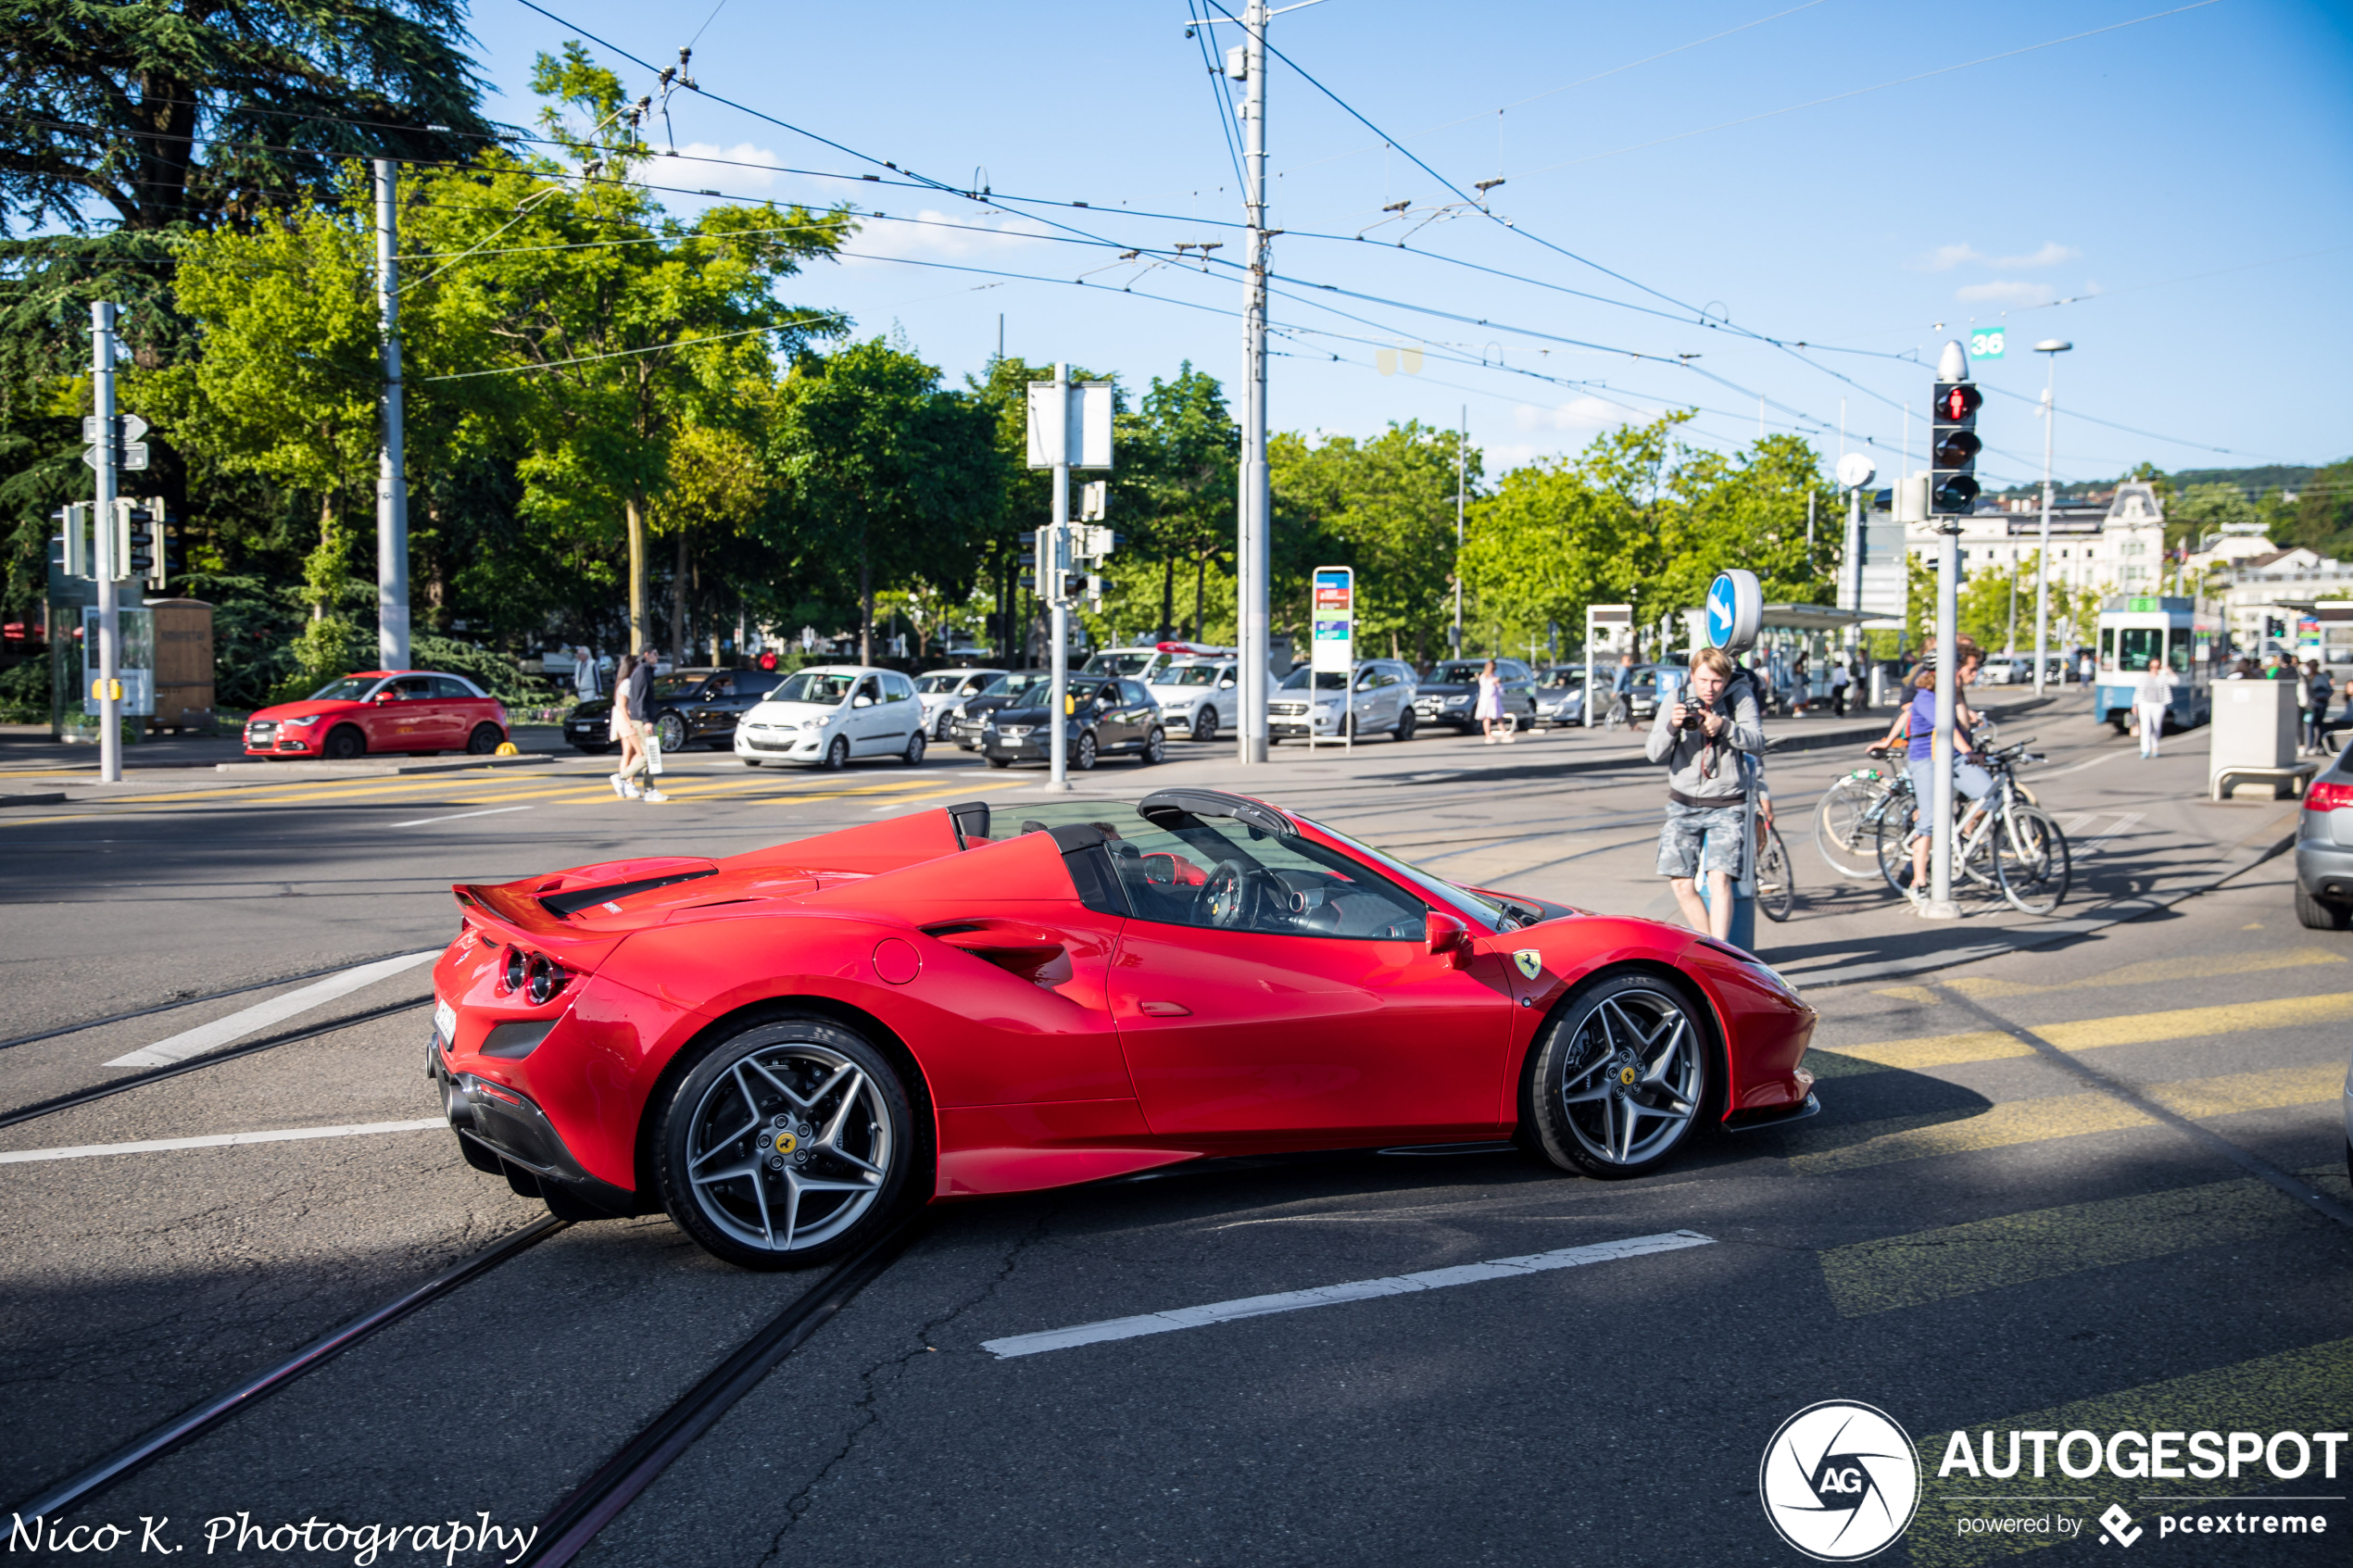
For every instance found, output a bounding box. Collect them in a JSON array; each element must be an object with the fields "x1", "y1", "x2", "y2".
[{"x1": 1656, "y1": 799, "x2": 1745, "y2": 880}]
